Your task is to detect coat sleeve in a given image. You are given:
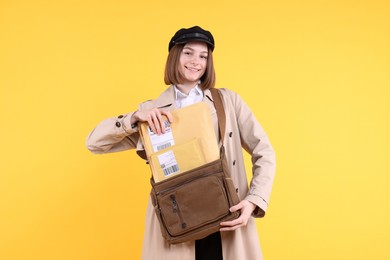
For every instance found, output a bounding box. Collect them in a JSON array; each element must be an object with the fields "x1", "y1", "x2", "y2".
[
  {"x1": 228, "y1": 90, "x2": 276, "y2": 218},
  {"x1": 86, "y1": 111, "x2": 140, "y2": 154}
]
